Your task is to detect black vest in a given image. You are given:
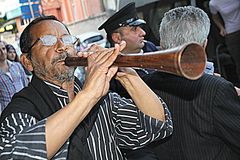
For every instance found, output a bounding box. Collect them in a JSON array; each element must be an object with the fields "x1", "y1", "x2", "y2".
[{"x1": 0, "y1": 75, "x2": 101, "y2": 160}]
